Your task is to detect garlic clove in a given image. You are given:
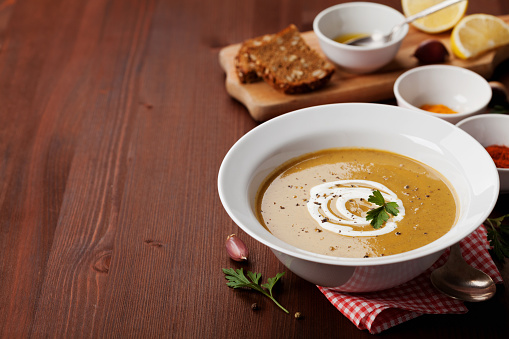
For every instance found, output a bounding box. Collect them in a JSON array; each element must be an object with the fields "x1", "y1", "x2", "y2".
[{"x1": 225, "y1": 234, "x2": 249, "y2": 261}]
